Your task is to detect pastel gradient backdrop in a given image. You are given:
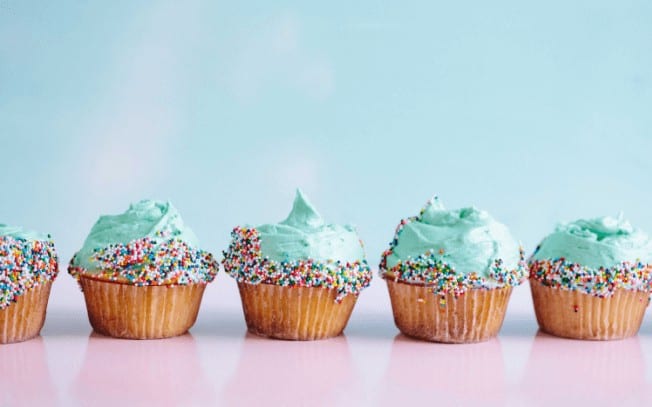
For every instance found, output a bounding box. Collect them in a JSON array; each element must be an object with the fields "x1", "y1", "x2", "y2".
[{"x1": 1, "y1": 0, "x2": 651, "y2": 317}]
